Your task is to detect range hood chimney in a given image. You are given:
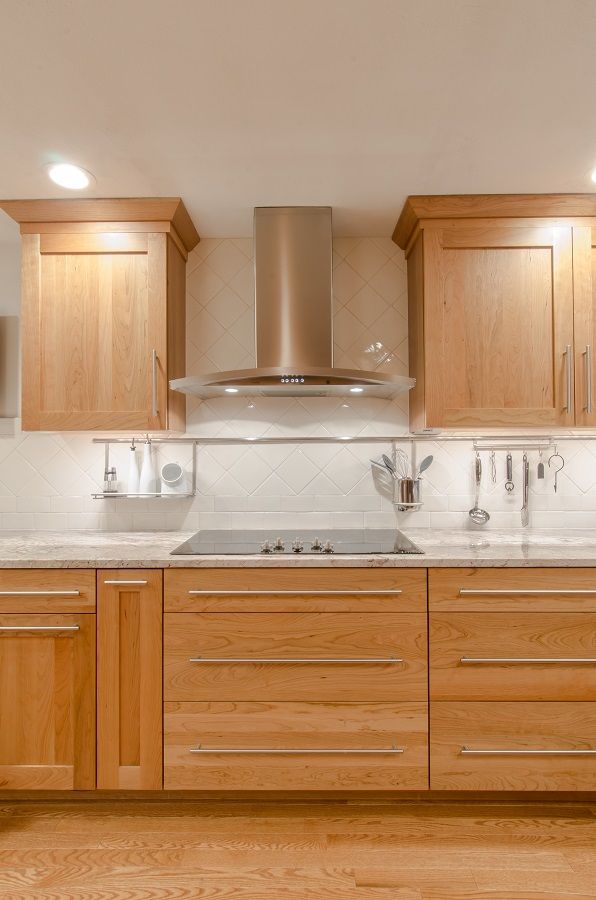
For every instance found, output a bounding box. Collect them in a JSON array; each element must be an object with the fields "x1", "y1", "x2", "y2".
[{"x1": 170, "y1": 206, "x2": 415, "y2": 398}]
